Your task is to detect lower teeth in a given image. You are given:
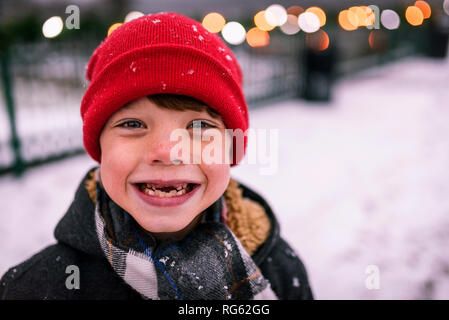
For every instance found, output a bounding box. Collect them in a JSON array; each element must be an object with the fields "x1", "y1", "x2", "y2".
[{"x1": 140, "y1": 185, "x2": 189, "y2": 197}]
